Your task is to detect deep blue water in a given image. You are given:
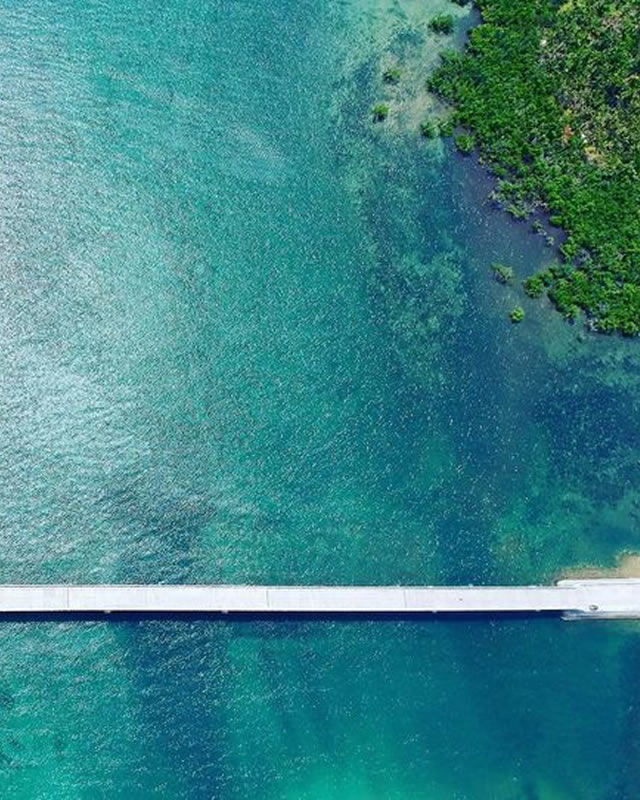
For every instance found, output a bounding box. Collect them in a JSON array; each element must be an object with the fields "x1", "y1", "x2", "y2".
[{"x1": 0, "y1": 0, "x2": 639, "y2": 797}]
